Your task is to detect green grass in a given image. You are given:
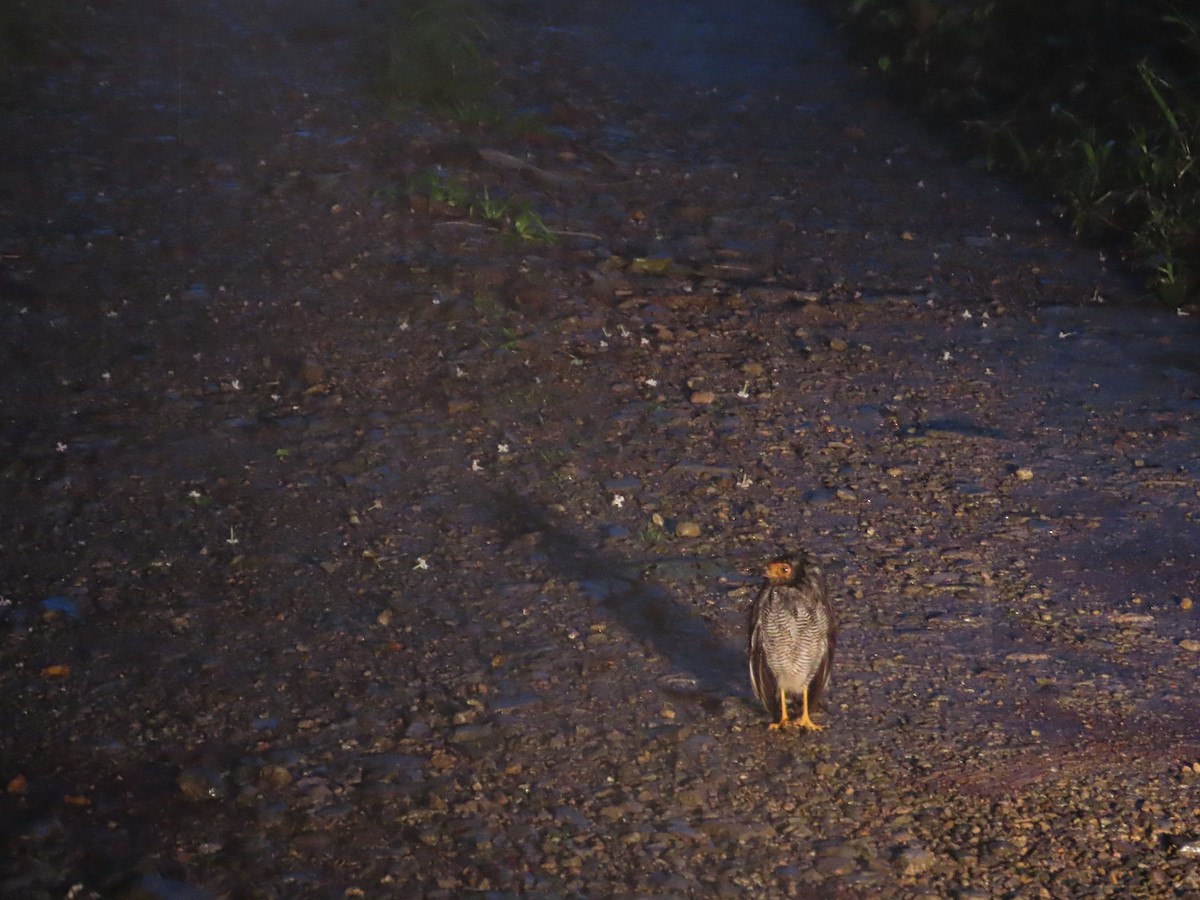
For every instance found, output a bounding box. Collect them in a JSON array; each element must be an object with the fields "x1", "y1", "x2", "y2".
[
  {"x1": 472, "y1": 186, "x2": 510, "y2": 224},
  {"x1": 825, "y1": 0, "x2": 1200, "y2": 305},
  {"x1": 406, "y1": 169, "x2": 472, "y2": 208},
  {"x1": 509, "y1": 201, "x2": 554, "y2": 242},
  {"x1": 374, "y1": 0, "x2": 493, "y2": 109},
  {"x1": 399, "y1": 167, "x2": 556, "y2": 242},
  {"x1": 637, "y1": 525, "x2": 667, "y2": 545}
]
